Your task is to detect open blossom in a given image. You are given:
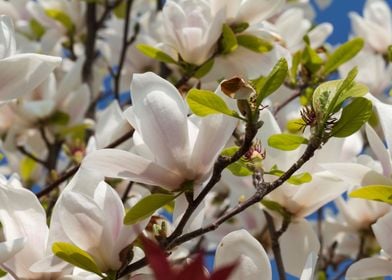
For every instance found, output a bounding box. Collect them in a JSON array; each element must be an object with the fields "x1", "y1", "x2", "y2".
[
  {"x1": 82, "y1": 72, "x2": 237, "y2": 191},
  {"x1": 349, "y1": 0, "x2": 392, "y2": 53},
  {"x1": 0, "y1": 15, "x2": 61, "y2": 101},
  {"x1": 160, "y1": 0, "x2": 224, "y2": 65},
  {"x1": 346, "y1": 211, "x2": 392, "y2": 279}
]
